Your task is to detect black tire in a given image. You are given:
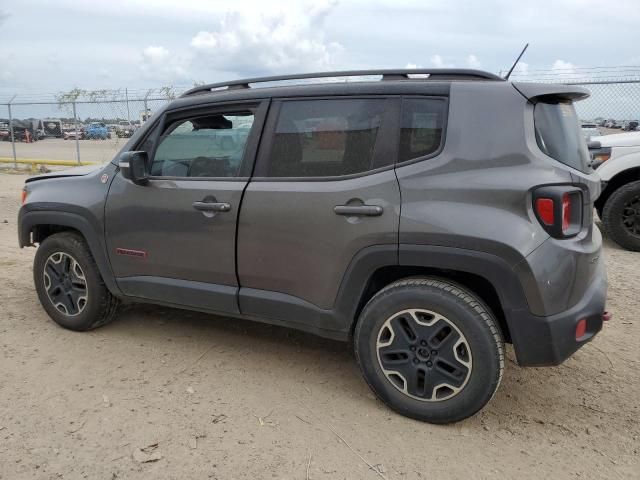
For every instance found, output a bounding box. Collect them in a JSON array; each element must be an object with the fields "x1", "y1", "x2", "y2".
[
  {"x1": 33, "y1": 232, "x2": 119, "y2": 331},
  {"x1": 354, "y1": 277, "x2": 504, "y2": 424},
  {"x1": 602, "y1": 180, "x2": 640, "y2": 251}
]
